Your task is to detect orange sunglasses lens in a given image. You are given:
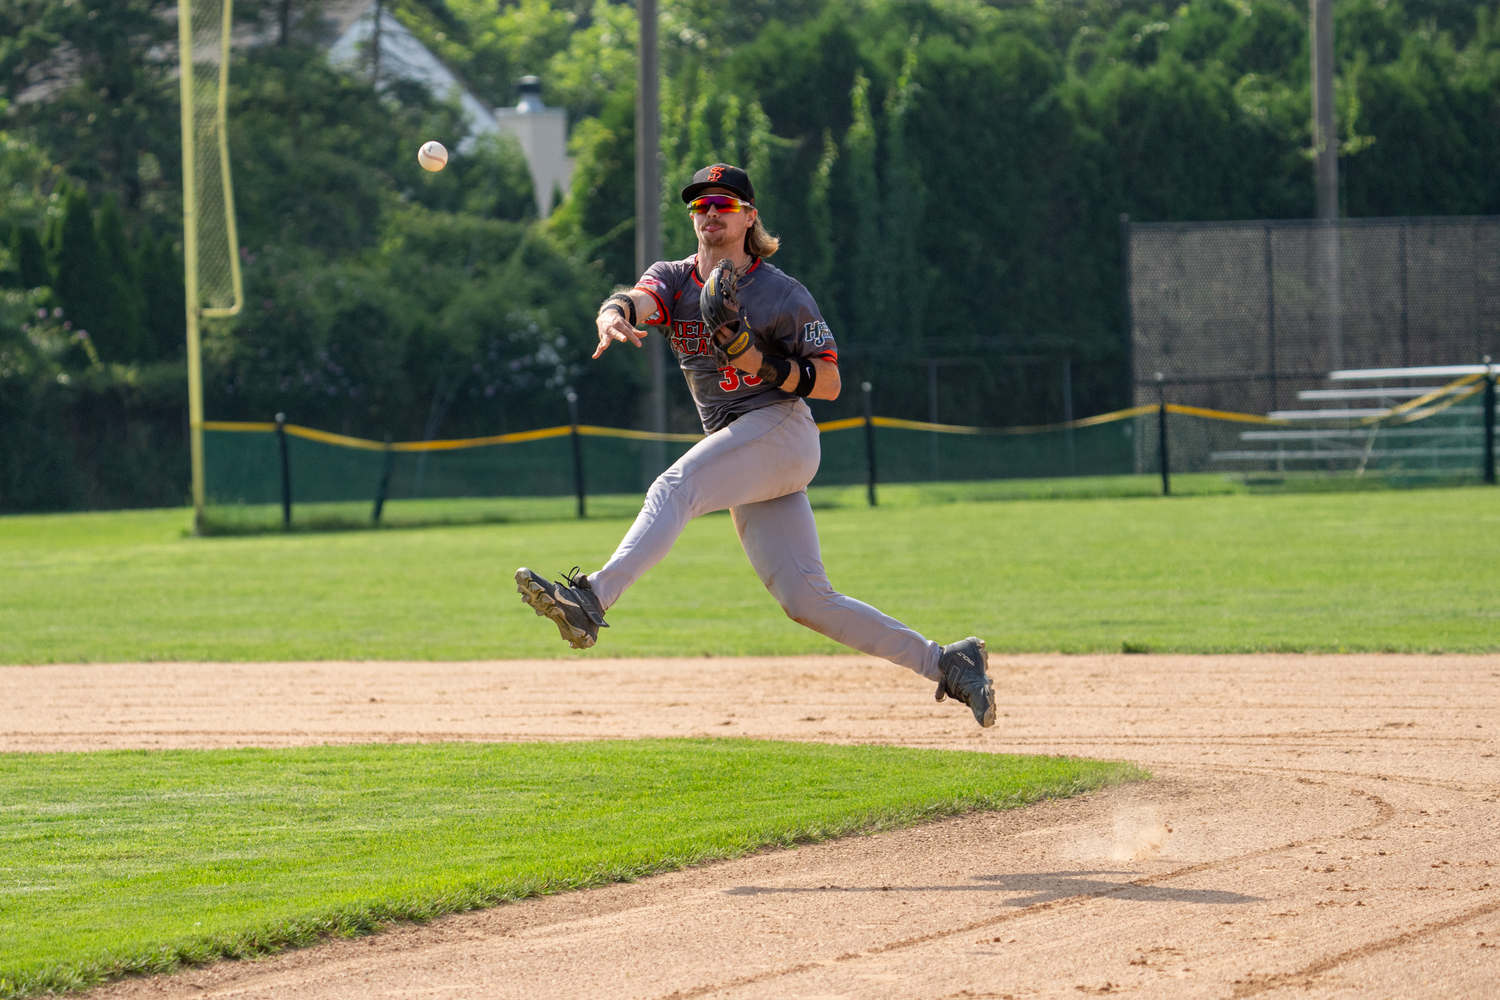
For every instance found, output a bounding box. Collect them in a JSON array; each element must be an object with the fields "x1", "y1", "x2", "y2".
[{"x1": 688, "y1": 195, "x2": 747, "y2": 214}]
